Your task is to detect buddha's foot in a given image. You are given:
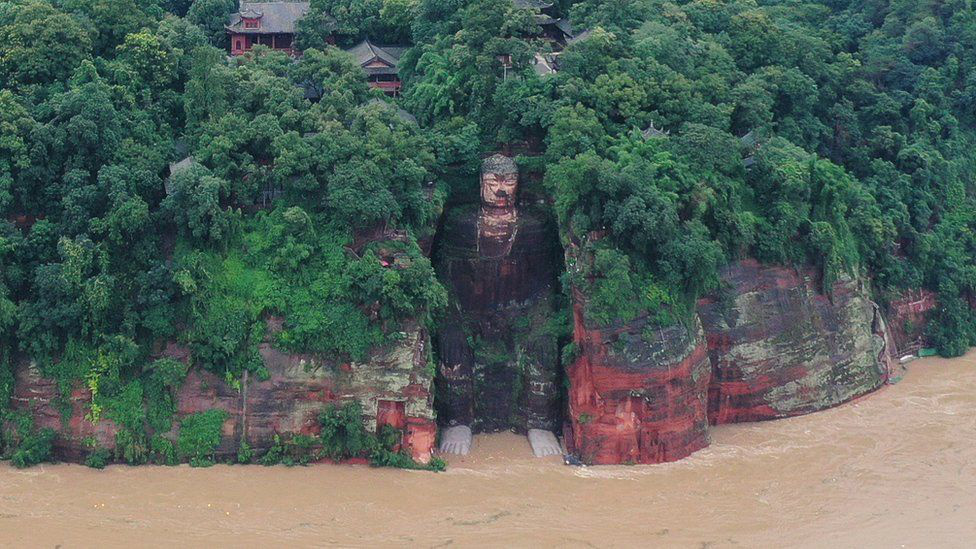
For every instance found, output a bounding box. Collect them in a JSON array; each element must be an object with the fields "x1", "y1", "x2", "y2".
[
  {"x1": 439, "y1": 425, "x2": 472, "y2": 455},
  {"x1": 528, "y1": 429, "x2": 562, "y2": 457}
]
